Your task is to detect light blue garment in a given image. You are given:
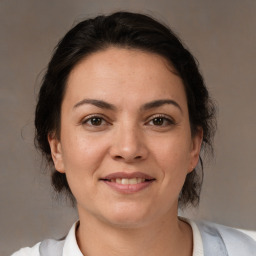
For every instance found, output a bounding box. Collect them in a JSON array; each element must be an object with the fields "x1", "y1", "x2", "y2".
[
  {"x1": 196, "y1": 221, "x2": 256, "y2": 256},
  {"x1": 39, "y1": 221, "x2": 256, "y2": 255},
  {"x1": 39, "y1": 239, "x2": 65, "y2": 256}
]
